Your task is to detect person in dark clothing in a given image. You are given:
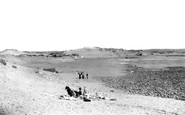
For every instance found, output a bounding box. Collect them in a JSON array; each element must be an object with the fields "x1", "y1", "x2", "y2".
[
  {"x1": 73, "y1": 87, "x2": 82, "y2": 98},
  {"x1": 86, "y1": 73, "x2": 88, "y2": 79},
  {"x1": 78, "y1": 72, "x2": 81, "y2": 79},
  {"x1": 79, "y1": 87, "x2": 82, "y2": 95},
  {"x1": 81, "y1": 73, "x2": 85, "y2": 79},
  {"x1": 65, "y1": 86, "x2": 75, "y2": 97}
]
